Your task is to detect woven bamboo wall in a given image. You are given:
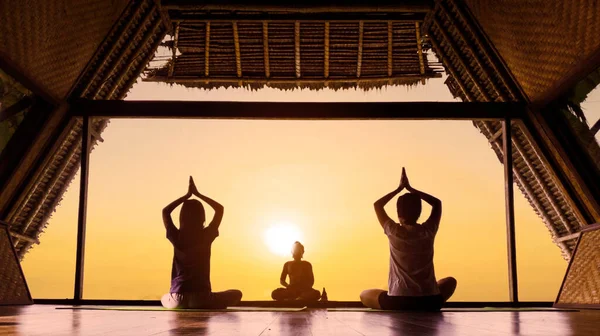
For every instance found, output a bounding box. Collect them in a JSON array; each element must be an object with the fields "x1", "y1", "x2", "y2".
[
  {"x1": 463, "y1": 0, "x2": 600, "y2": 102},
  {"x1": 0, "y1": 226, "x2": 31, "y2": 304},
  {"x1": 0, "y1": 0, "x2": 129, "y2": 101},
  {"x1": 556, "y1": 226, "x2": 600, "y2": 306}
]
